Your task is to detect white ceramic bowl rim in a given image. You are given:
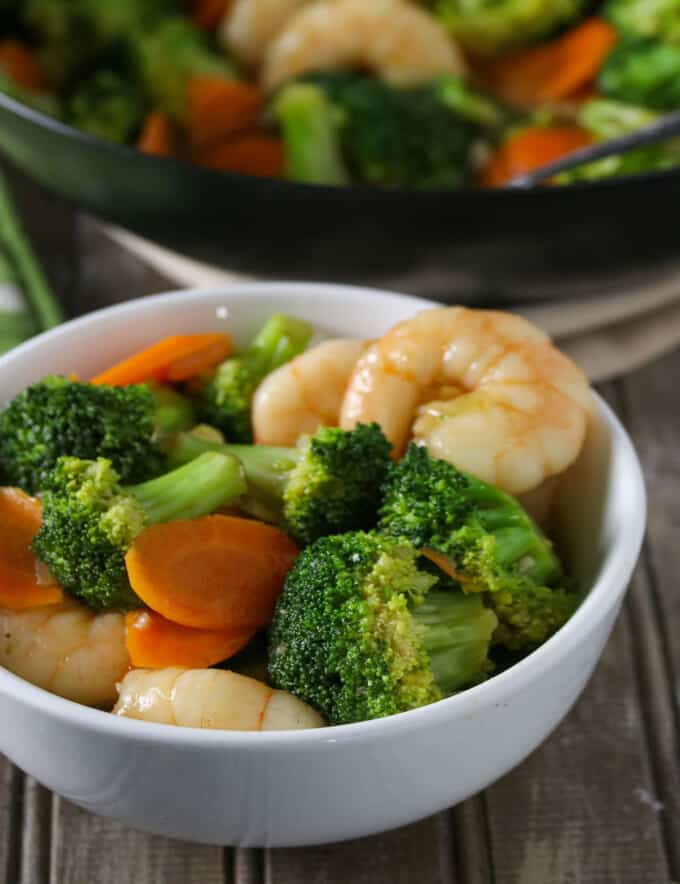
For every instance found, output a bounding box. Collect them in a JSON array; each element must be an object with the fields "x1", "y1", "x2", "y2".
[{"x1": 0, "y1": 284, "x2": 647, "y2": 748}]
